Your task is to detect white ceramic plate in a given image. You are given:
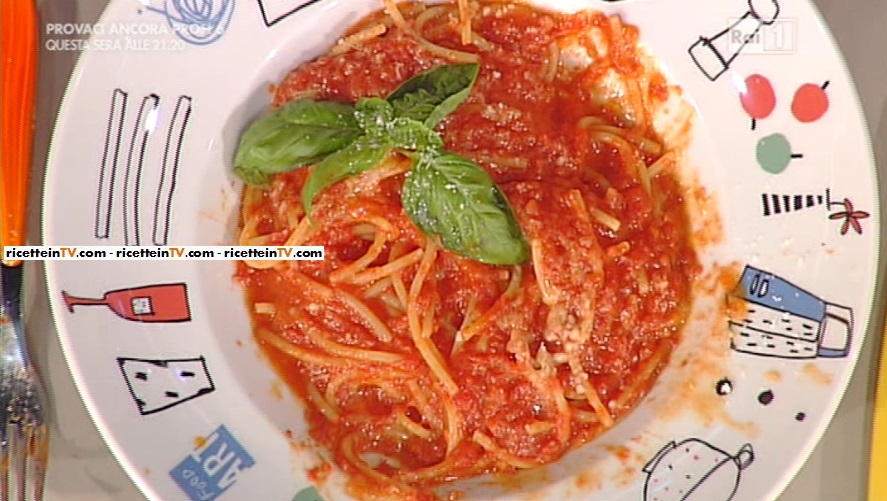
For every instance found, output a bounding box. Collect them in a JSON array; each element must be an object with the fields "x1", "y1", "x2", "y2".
[{"x1": 43, "y1": 1, "x2": 879, "y2": 500}]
